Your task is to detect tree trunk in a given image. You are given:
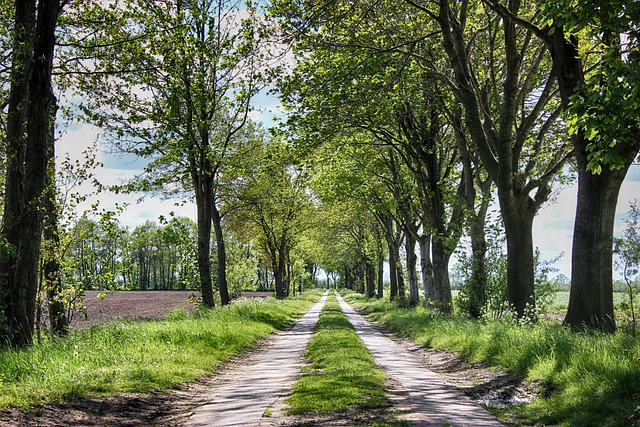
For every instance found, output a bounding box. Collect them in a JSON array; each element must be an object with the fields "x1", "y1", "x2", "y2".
[
  {"x1": 456, "y1": 115, "x2": 491, "y2": 318},
  {"x1": 43, "y1": 103, "x2": 67, "y2": 335},
  {"x1": 565, "y1": 150, "x2": 630, "y2": 332},
  {"x1": 387, "y1": 241, "x2": 398, "y2": 299},
  {"x1": 432, "y1": 238, "x2": 453, "y2": 312},
  {"x1": 467, "y1": 215, "x2": 488, "y2": 318},
  {"x1": 500, "y1": 196, "x2": 536, "y2": 318},
  {"x1": 0, "y1": 0, "x2": 61, "y2": 347},
  {"x1": 365, "y1": 260, "x2": 375, "y2": 298},
  {"x1": 377, "y1": 258, "x2": 384, "y2": 299},
  {"x1": 394, "y1": 251, "x2": 405, "y2": 299},
  {"x1": 406, "y1": 232, "x2": 419, "y2": 305},
  {"x1": 274, "y1": 238, "x2": 287, "y2": 299},
  {"x1": 418, "y1": 235, "x2": 435, "y2": 306},
  {"x1": 195, "y1": 182, "x2": 215, "y2": 307},
  {"x1": 211, "y1": 202, "x2": 230, "y2": 305}
]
